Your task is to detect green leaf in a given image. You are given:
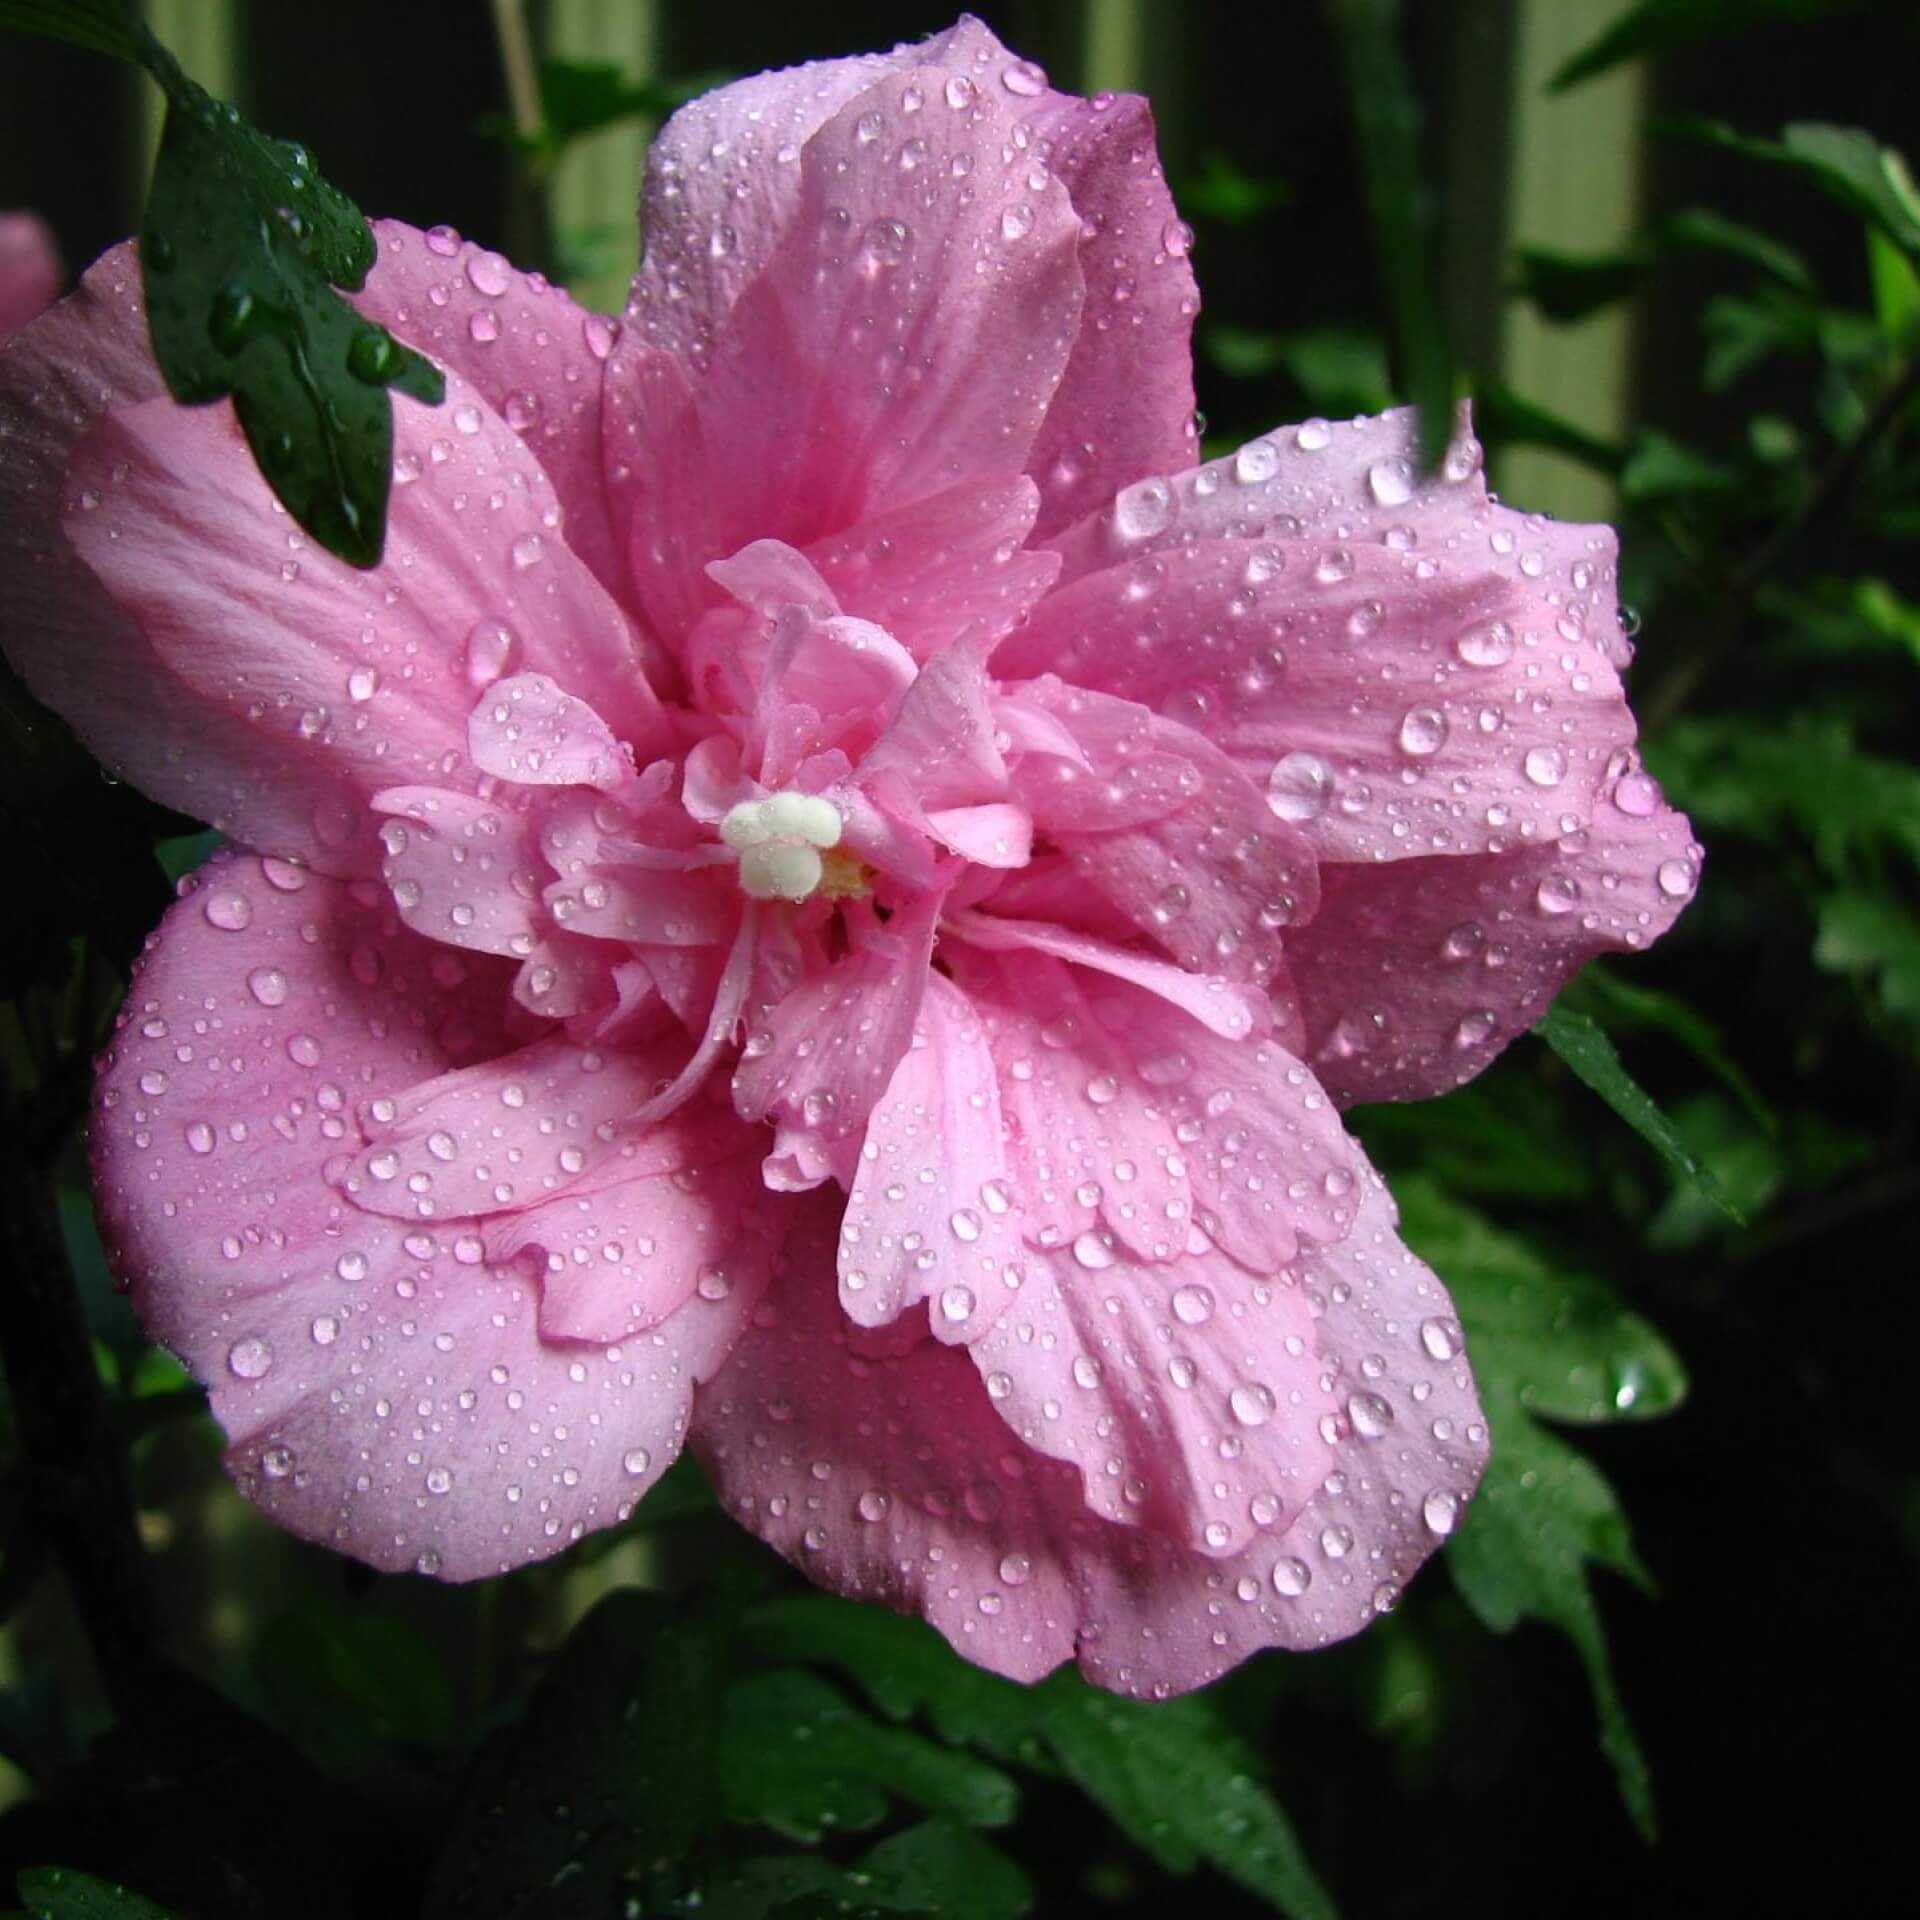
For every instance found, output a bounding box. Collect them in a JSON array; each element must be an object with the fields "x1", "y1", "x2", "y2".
[
  {"x1": 1038, "y1": 1680, "x2": 1339, "y2": 1920},
  {"x1": 134, "y1": 31, "x2": 443, "y2": 566},
  {"x1": 424, "y1": 1591, "x2": 726, "y2": 1920},
  {"x1": 1644, "y1": 1095, "x2": 1784, "y2": 1250},
  {"x1": 1815, "y1": 891, "x2": 1920, "y2": 1021},
  {"x1": 1700, "y1": 290, "x2": 1817, "y2": 389},
  {"x1": 697, "y1": 1824, "x2": 1032, "y2": 1920},
  {"x1": 1869, "y1": 225, "x2": 1920, "y2": 339},
  {"x1": 738, "y1": 1594, "x2": 1046, "y2": 1762},
  {"x1": 1619, "y1": 429, "x2": 1743, "y2": 501},
  {"x1": 1563, "y1": 966, "x2": 1776, "y2": 1135},
  {"x1": 1664, "y1": 115, "x2": 1920, "y2": 261},
  {"x1": 1551, "y1": 0, "x2": 1869, "y2": 92},
  {"x1": 1393, "y1": 1177, "x2": 1688, "y2": 1424},
  {"x1": 721, "y1": 1668, "x2": 1018, "y2": 1843},
  {"x1": 1535, "y1": 1003, "x2": 1746, "y2": 1220},
  {"x1": 1390, "y1": 1178, "x2": 1670, "y2": 1838},
  {"x1": 1660, "y1": 206, "x2": 1816, "y2": 291},
  {"x1": 16, "y1": 1870, "x2": 186, "y2": 1920},
  {"x1": 1648, "y1": 717, "x2": 1920, "y2": 872},
  {"x1": 1511, "y1": 246, "x2": 1652, "y2": 324},
  {"x1": 0, "y1": 0, "x2": 141, "y2": 62},
  {"x1": 1179, "y1": 150, "x2": 1294, "y2": 225},
  {"x1": 1326, "y1": 0, "x2": 1455, "y2": 469},
  {"x1": 255, "y1": 1608, "x2": 455, "y2": 1766},
  {"x1": 1443, "y1": 1400, "x2": 1658, "y2": 1839}
]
